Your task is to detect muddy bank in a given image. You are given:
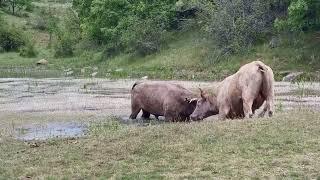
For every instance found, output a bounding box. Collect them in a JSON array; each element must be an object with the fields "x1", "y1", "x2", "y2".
[
  {"x1": 0, "y1": 78, "x2": 319, "y2": 140},
  {"x1": 0, "y1": 78, "x2": 319, "y2": 116}
]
